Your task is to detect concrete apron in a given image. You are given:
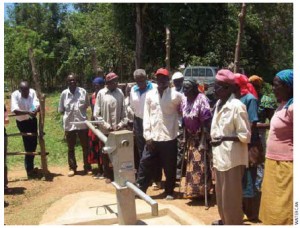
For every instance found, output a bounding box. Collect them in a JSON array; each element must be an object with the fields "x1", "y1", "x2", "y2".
[{"x1": 40, "y1": 191, "x2": 205, "y2": 225}]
